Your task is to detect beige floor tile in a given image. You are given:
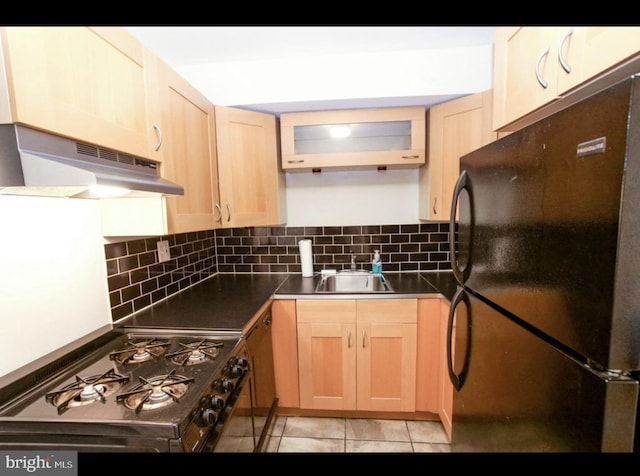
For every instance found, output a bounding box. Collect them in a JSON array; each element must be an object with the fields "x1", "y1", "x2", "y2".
[
  {"x1": 268, "y1": 415, "x2": 287, "y2": 437},
  {"x1": 406, "y1": 420, "x2": 450, "y2": 444},
  {"x1": 220, "y1": 415, "x2": 253, "y2": 437},
  {"x1": 264, "y1": 435, "x2": 282, "y2": 453},
  {"x1": 345, "y1": 418, "x2": 410, "y2": 442},
  {"x1": 412, "y1": 442, "x2": 452, "y2": 453},
  {"x1": 214, "y1": 435, "x2": 255, "y2": 452},
  {"x1": 283, "y1": 416, "x2": 346, "y2": 439},
  {"x1": 262, "y1": 416, "x2": 453, "y2": 453},
  {"x1": 346, "y1": 440, "x2": 414, "y2": 452},
  {"x1": 278, "y1": 436, "x2": 345, "y2": 453}
]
